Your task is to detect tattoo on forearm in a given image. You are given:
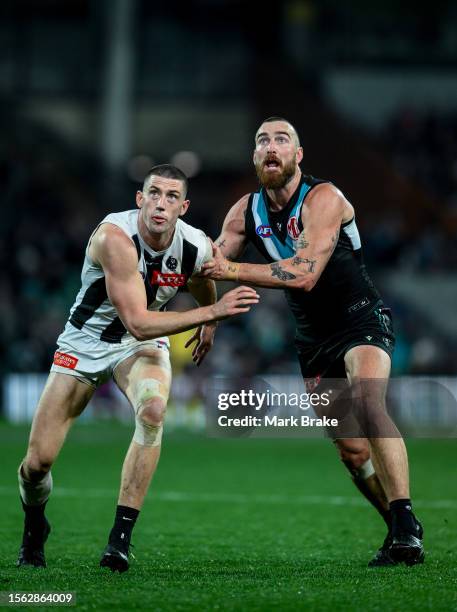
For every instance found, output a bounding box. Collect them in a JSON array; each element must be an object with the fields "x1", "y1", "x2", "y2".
[
  {"x1": 296, "y1": 231, "x2": 309, "y2": 249},
  {"x1": 291, "y1": 256, "x2": 316, "y2": 272},
  {"x1": 270, "y1": 262, "x2": 296, "y2": 281},
  {"x1": 228, "y1": 263, "x2": 238, "y2": 273}
]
